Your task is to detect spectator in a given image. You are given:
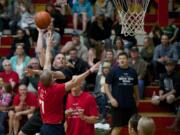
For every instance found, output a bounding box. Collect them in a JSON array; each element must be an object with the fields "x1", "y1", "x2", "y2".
[
  {"x1": 54, "y1": 0, "x2": 71, "y2": 15},
  {"x1": 68, "y1": 49, "x2": 89, "y2": 75},
  {"x1": 10, "y1": 43, "x2": 31, "y2": 80},
  {"x1": 128, "y1": 114, "x2": 141, "y2": 135},
  {"x1": 87, "y1": 14, "x2": 112, "y2": 49},
  {"x1": 8, "y1": 29, "x2": 31, "y2": 58},
  {"x1": 94, "y1": 0, "x2": 114, "y2": 20},
  {"x1": 0, "y1": 83, "x2": 13, "y2": 135},
  {"x1": 104, "y1": 49, "x2": 115, "y2": 65},
  {"x1": 45, "y1": 2, "x2": 67, "y2": 37},
  {"x1": 61, "y1": 31, "x2": 88, "y2": 61},
  {"x1": 112, "y1": 13, "x2": 137, "y2": 50},
  {"x1": 174, "y1": 41, "x2": 180, "y2": 58},
  {"x1": 94, "y1": 61, "x2": 111, "y2": 122},
  {"x1": 113, "y1": 36, "x2": 127, "y2": 58},
  {"x1": 105, "y1": 52, "x2": 139, "y2": 135},
  {"x1": 18, "y1": 5, "x2": 38, "y2": 44},
  {"x1": 112, "y1": 12, "x2": 122, "y2": 37},
  {"x1": 0, "y1": 0, "x2": 10, "y2": 31},
  {"x1": 153, "y1": 34, "x2": 178, "y2": 80},
  {"x1": 8, "y1": 82, "x2": 38, "y2": 135},
  {"x1": 44, "y1": 21, "x2": 61, "y2": 56},
  {"x1": 9, "y1": 0, "x2": 30, "y2": 35},
  {"x1": 140, "y1": 36, "x2": 155, "y2": 63},
  {"x1": 149, "y1": 24, "x2": 163, "y2": 46},
  {"x1": 151, "y1": 60, "x2": 180, "y2": 107},
  {"x1": 137, "y1": 116, "x2": 155, "y2": 135},
  {"x1": 0, "y1": 59, "x2": 19, "y2": 93},
  {"x1": 65, "y1": 81, "x2": 99, "y2": 135},
  {"x1": 72, "y1": 0, "x2": 93, "y2": 32},
  {"x1": 24, "y1": 58, "x2": 41, "y2": 93},
  {"x1": 129, "y1": 47, "x2": 148, "y2": 99},
  {"x1": 163, "y1": 19, "x2": 179, "y2": 43}
]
